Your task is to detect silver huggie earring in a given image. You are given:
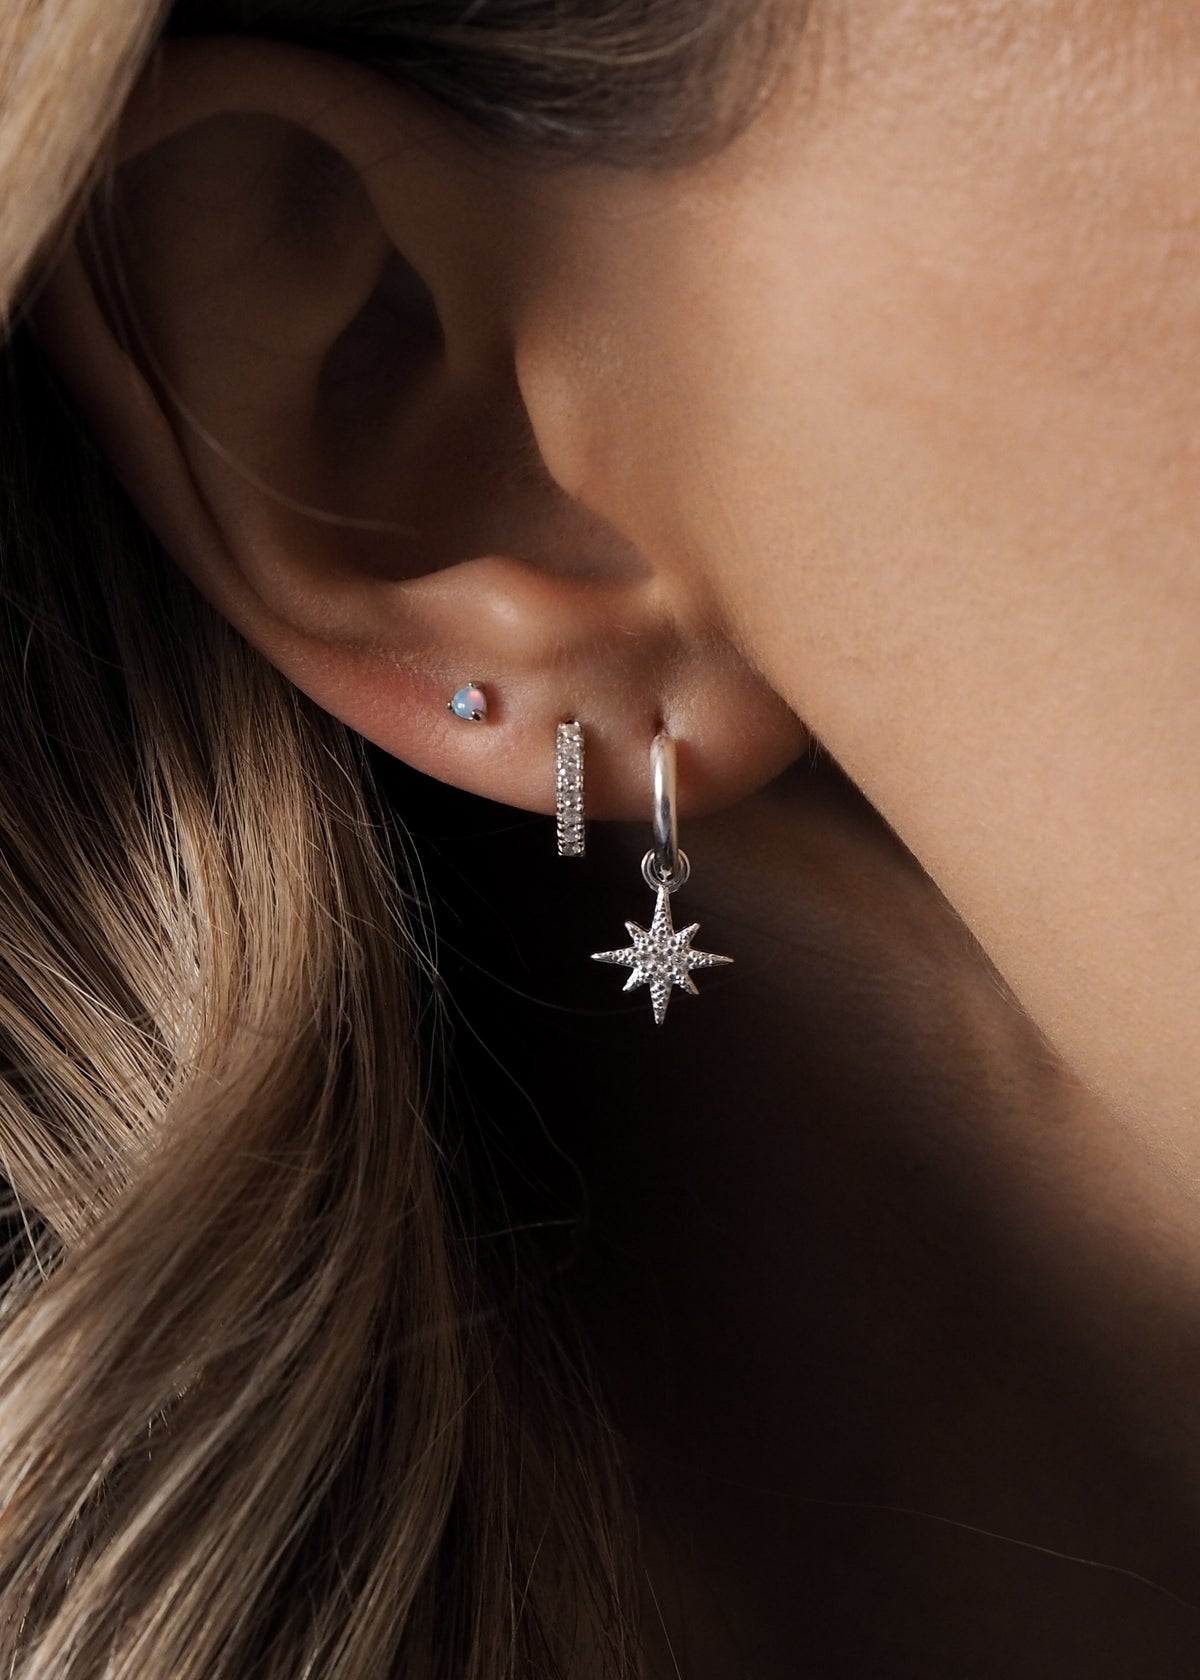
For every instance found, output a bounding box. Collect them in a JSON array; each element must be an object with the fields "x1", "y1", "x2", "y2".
[
  {"x1": 592, "y1": 731, "x2": 733, "y2": 1025},
  {"x1": 556, "y1": 721, "x2": 586, "y2": 857}
]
